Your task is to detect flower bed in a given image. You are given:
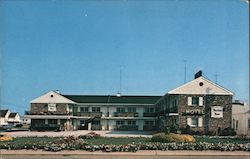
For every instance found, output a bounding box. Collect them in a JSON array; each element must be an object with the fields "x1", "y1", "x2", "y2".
[{"x1": 0, "y1": 135, "x2": 249, "y2": 152}]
